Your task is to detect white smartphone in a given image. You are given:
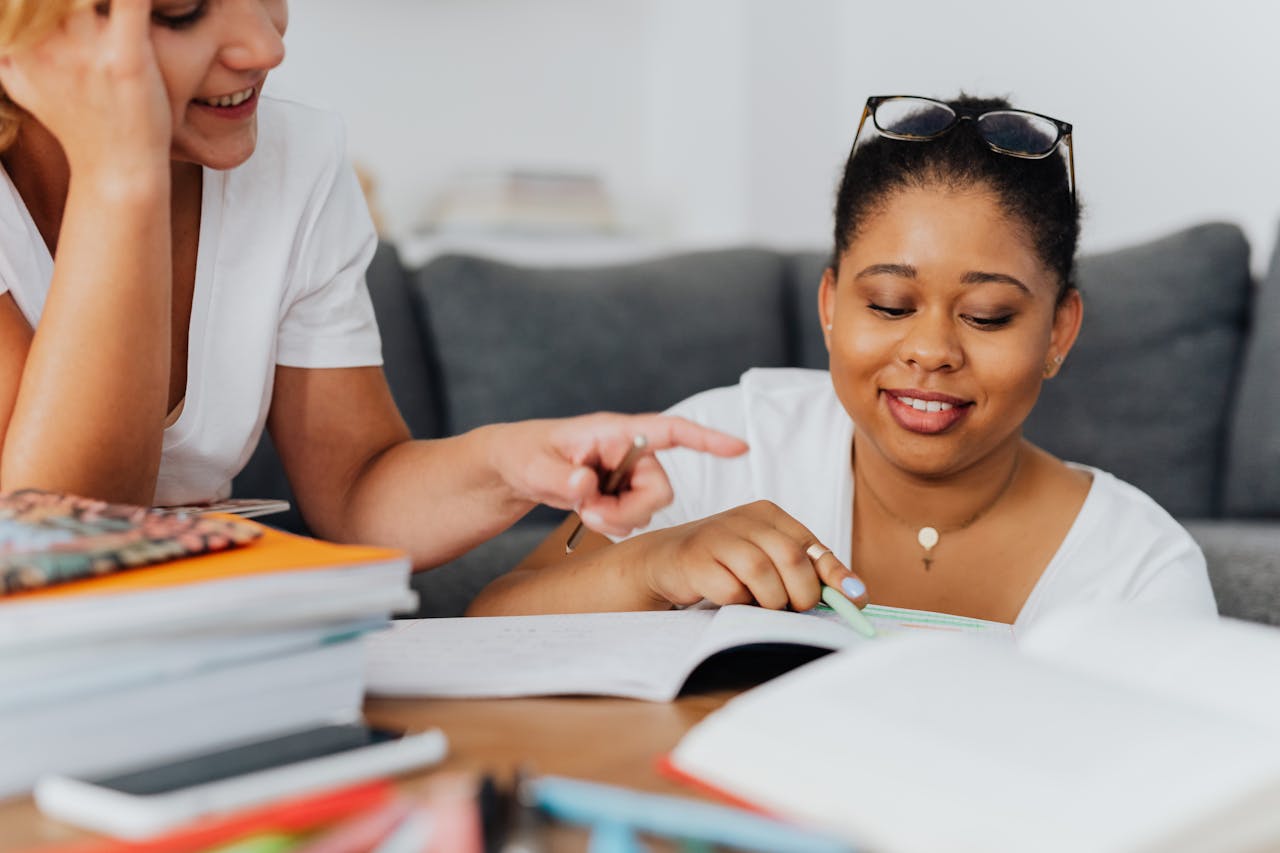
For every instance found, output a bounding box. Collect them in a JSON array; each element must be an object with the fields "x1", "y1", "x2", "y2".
[{"x1": 34, "y1": 722, "x2": 448, "y2": 839}]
